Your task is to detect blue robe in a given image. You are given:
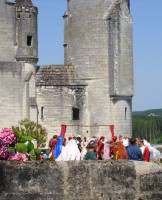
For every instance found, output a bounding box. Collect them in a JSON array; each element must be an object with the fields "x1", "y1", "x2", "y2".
[
  {"x1": 54, "y1": 136, "x2": 63, "y2": 159},
  {"x1": 127, "y1": 145, "x2": 143, "y2": 161}
]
